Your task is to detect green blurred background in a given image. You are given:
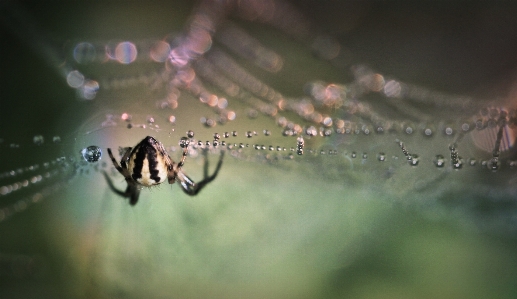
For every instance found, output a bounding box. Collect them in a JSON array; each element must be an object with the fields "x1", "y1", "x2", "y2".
[{"x1": 1, "y1": 1, "x2": 517, "y2": 298}]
